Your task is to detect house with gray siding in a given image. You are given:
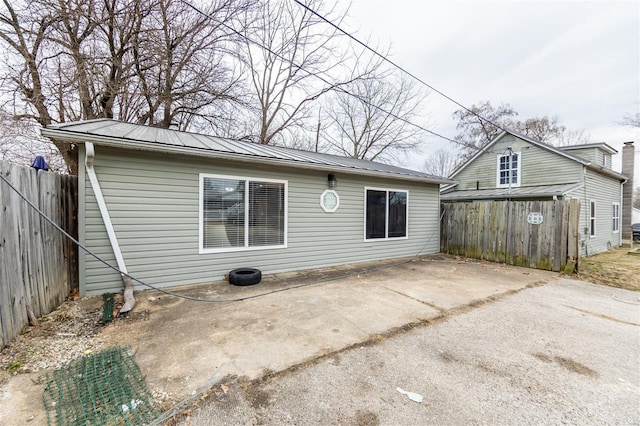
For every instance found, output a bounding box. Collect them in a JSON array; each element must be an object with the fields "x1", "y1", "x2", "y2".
[
  {"x1": 441, "y1": 131, "x2": 627, "y2": 256},
  {"x1": 41, "y1": 119, "x2": 452, "y2": 296}
]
